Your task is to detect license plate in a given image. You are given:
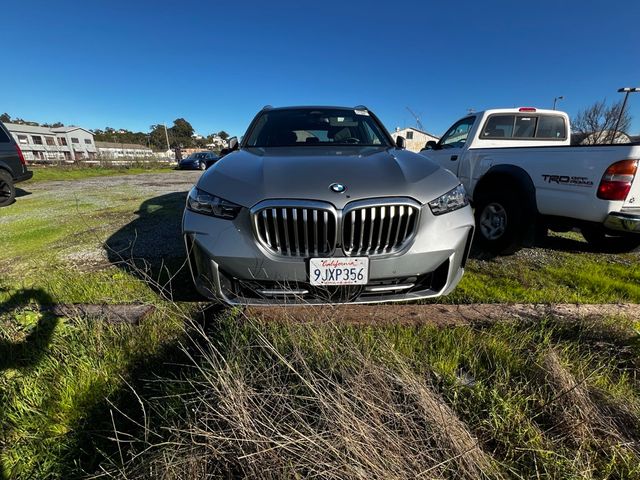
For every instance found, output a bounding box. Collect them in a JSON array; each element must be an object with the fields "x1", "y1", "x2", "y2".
[{"x1": 309, "y1": 257, "x2": 369, "y2": 286}]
